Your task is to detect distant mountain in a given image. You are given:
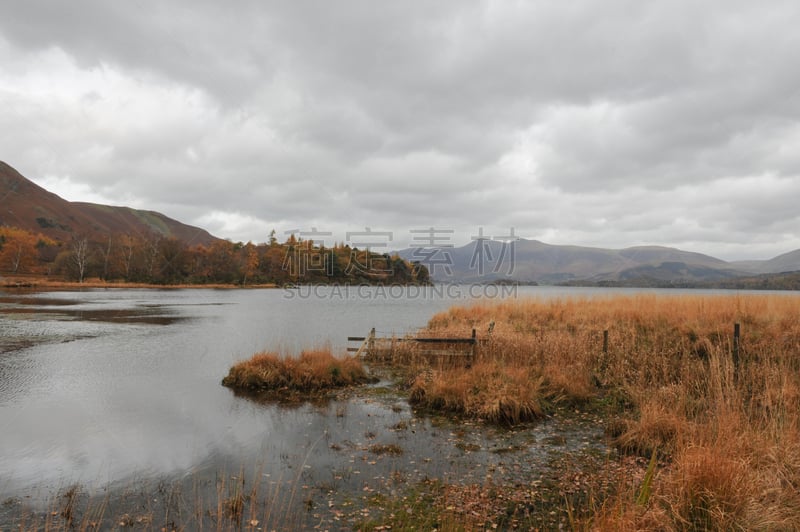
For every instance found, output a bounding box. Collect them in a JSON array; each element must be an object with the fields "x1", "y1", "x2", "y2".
[
  {"x1": 0, "y1": 161, "x2": 219, "y2": 247},
  {"x1": 731, "y1": 249, "x2": 800, "y2": 275},
  {"x1": 5, "y1": 160, "x2": 799, "y2": 287},
  {"x1": 398, "y1": 239, "x2": 800, "y2": 286},
  {"x1": 709, "y1": 270, "x2": 800, "y2": 291}
]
